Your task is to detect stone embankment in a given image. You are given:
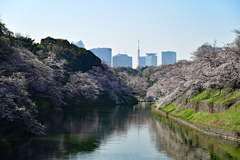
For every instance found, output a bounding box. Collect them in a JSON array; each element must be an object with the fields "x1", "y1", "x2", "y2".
[
  {"x1": 151, "y1": 106, "x2": 240, "y2": 142},
  {"x1": 174, "y1": 99, "x2": 233, "y2": 113}
]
